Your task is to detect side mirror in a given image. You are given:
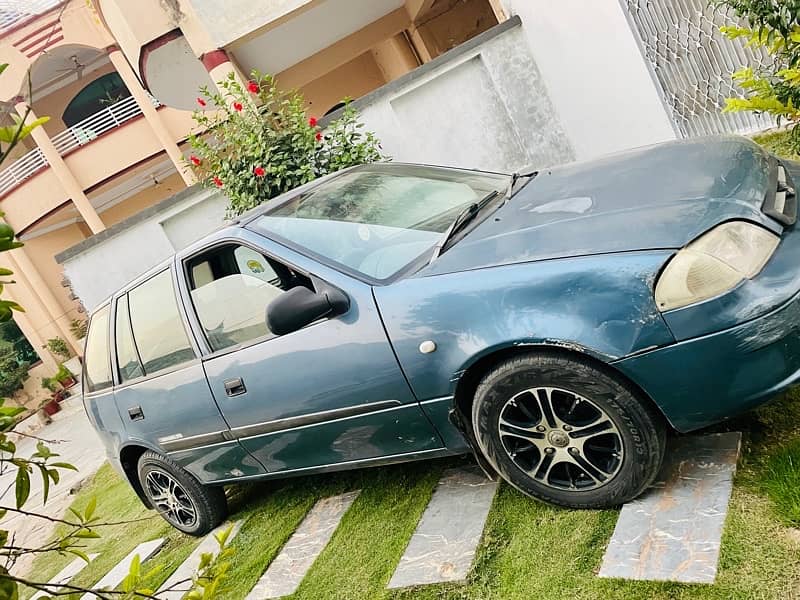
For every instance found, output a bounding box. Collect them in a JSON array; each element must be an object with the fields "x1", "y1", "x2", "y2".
[{"x1": 266, "y1": 285, "x2": 348, "y2": 336}]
